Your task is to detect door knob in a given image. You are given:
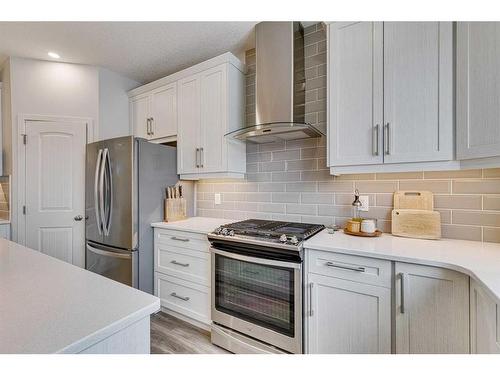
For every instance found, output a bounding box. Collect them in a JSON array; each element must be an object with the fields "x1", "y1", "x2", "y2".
[{"x1": 74, "y1": 215, "x2": 84, "y2": 221}]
